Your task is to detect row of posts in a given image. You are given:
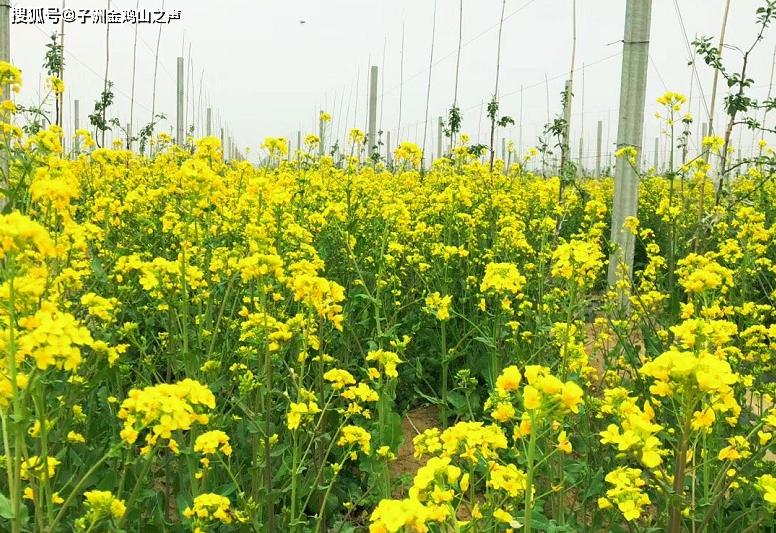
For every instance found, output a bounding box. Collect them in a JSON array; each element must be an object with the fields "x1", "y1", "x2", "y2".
[
  {"x1": 66, "y1": 51, "x2": 703, "y2": 172},
  {"x1": 64, "y1": 56, "x2": 242, "y2": 162},
  {"x1": 53, "y1": 55, "x2": 707, "y2": 173},
  {"x1": 294, "y1": 64, "x2": 617, "y2": 175}
]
